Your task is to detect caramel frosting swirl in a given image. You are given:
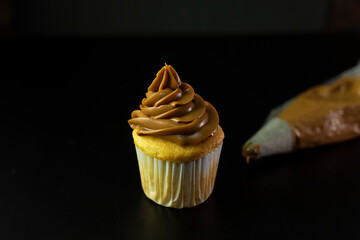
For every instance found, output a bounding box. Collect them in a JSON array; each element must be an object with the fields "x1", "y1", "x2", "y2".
[{"x1": 128, "y1": 64, "x2": 219, "y2": 145}]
